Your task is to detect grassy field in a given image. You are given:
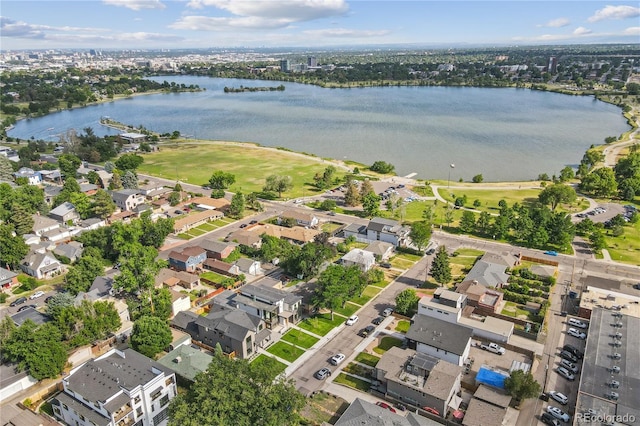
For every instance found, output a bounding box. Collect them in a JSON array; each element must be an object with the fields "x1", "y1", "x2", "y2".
[
  {"x1": 350, "y1": 285, "x2": 382, "y2": 306},
  {"x1": 301, "y1": 392, "x2": 349, "y2": 426},
  {"x1": 200, "y1": 271, "x2": 228, "y2": 284},
  {"x1": 333, "y1": 373, "x2": 371, "y2": 392},
  {"x1": 501, "y1": 301, "x2": 531, "y2": 320},
  {"x1": 354, "y1": 352, "x2": 381, "y2": 367},
  {"x1": 602, "y1": 220, "x2": 640, "y2": 264},
  {"x1": 251, "y1": 354, "x2": 287, "y2": 376},
  {"x1": 334, "y1": 302, "x2": 361, "y2": 317},
  {"x1": 395, "y1": 320, "x2": 410, "y2": 333},
  {"x1": 280, "y1": 329, "x2": 320, "y2": 349},
  {"x1": 265, "y1": 341, "x2": 305, "y2": 363},
  {"x1": 137, "y1": 142, "x2": 347, "y2": 198},
  {"x1": 299, "y1": 312, "x2": 346, "y2": 336},
  {"x1": 373, "y1": 336, "x2": 403, "y2": 355}
]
